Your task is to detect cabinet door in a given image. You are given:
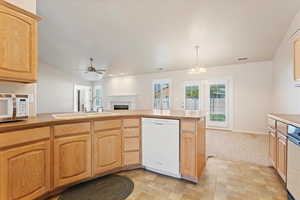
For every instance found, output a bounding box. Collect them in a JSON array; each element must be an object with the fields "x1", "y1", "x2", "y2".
[
  {"x1": 0, "y1": 3, "x2": 39, "y2": 83},
  {"x1": 181, "y1": 131, "x2": 196, "y2": 179},
  {"x1": 54, "y1": 135, "x2": 91, "y2": 188},
  {"x1": 277, "y1": 133, "x2": 287, "y2": 182},
  {"x1": 294, "y1": 38, "x2": 300, "y2": 81},
  {"x1": 0, "y1": 141, "x2": 50, "y2": 200},
  {"x1": 269, "y1": 130, "x2": 277, "y2": 168},
  {"x1": 93, "y1": 130, "x2": 122, "y2": 175}
]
